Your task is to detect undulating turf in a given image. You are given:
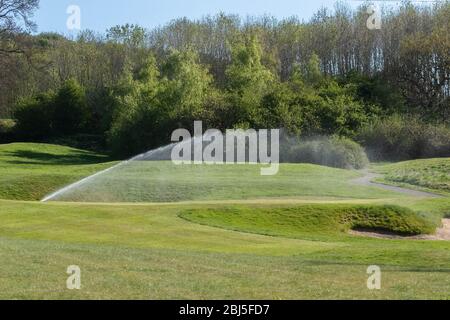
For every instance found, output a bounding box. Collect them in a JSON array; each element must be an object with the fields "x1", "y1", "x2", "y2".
[
  {"x1": 1, "y1": 143, "x2": 405, "y2": 203},
  {"x1": 0, "y1": 143, "x2": 449, "y2": 299},
  {"x1": 0, "y1": 143, "x2": 116, "y2": 200},
  {"x1": 50, "y1": 160, "x2": 408, "y2": 202}
]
